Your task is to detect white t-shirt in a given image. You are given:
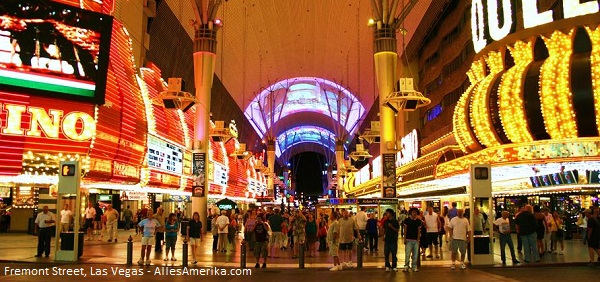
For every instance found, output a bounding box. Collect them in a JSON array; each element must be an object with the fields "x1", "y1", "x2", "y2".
[
  {"x1": 85, "y1": 207, "x2": 96, "y2": 219},
  {"x1": 60, "y1": 209, "x2": 72, "y2": 224},
  {"x1": 216, "y1": 215, "x2": 230, "y2": 234},
  {"x1": 448, "y1": 216, "x2": 470, "y2": 240},
  {"x1": 356, "y1": 211, "x2": 368, "y2": 229},
  {"x1": 424, "y1": 212, "x2": 439, "y2": 233},
  {"x1": 493, "y1": 217, "x2": 511, "y2": 234}
]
